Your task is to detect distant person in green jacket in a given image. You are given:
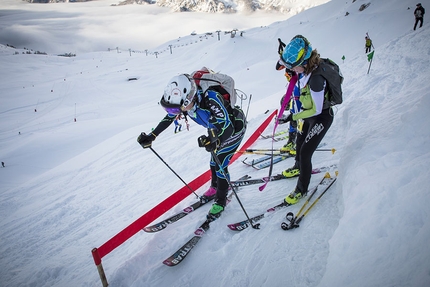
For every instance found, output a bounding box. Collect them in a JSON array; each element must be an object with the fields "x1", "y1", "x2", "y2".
[{"x1": 365, "y1": 36, "x2": 372, "y2": 53}]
